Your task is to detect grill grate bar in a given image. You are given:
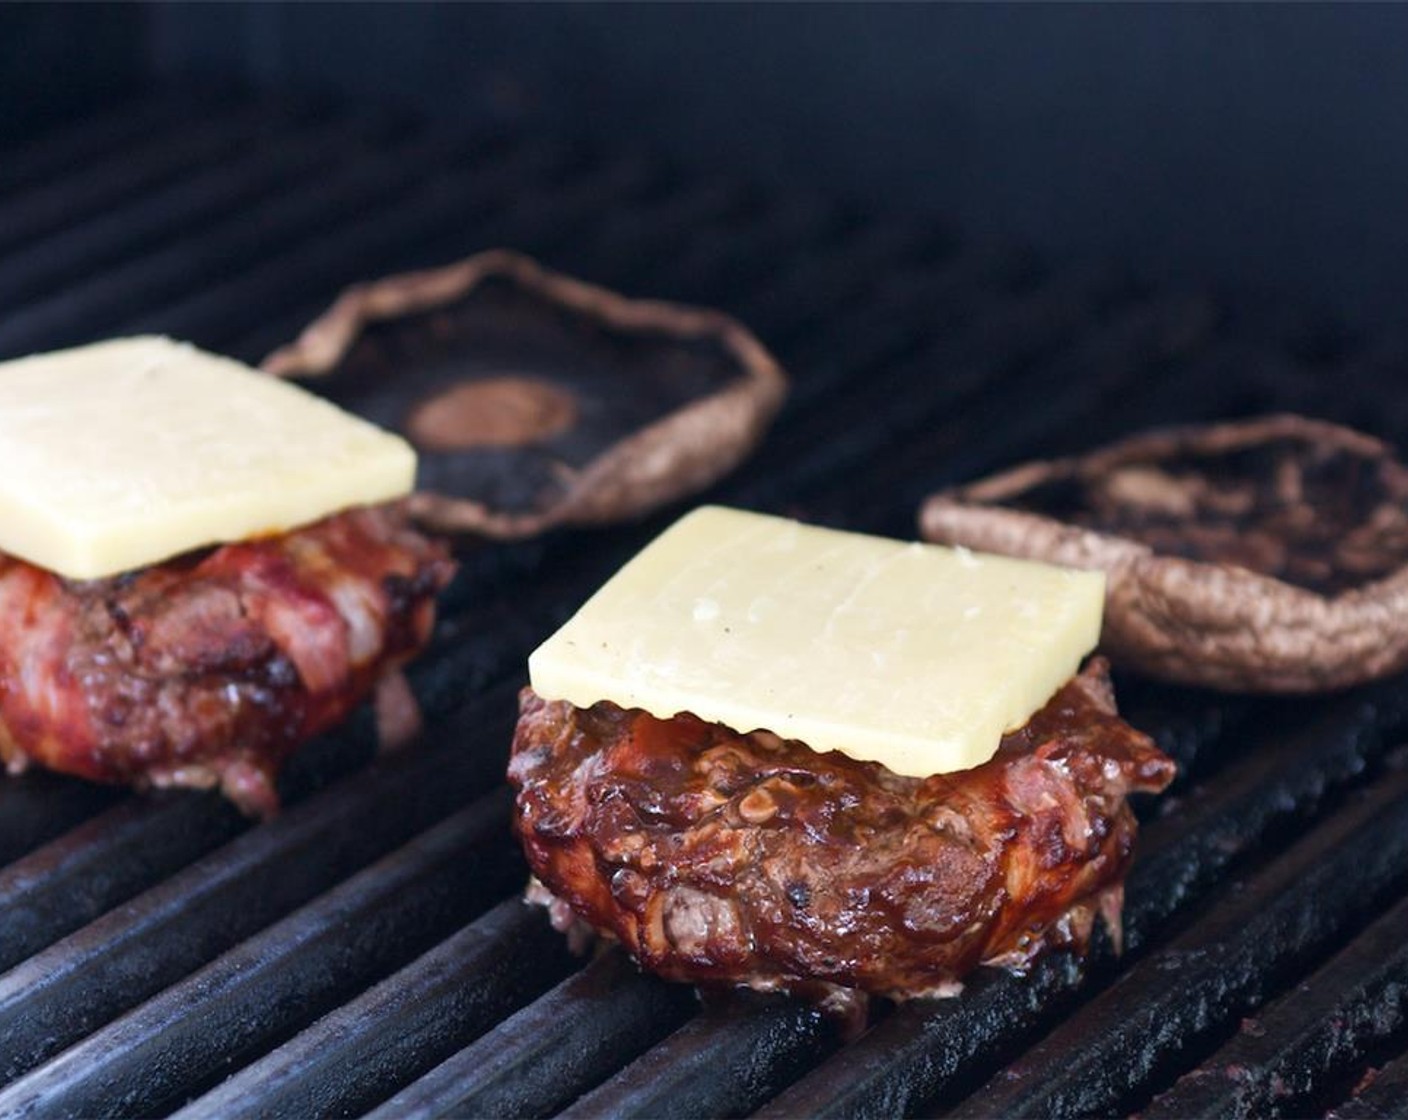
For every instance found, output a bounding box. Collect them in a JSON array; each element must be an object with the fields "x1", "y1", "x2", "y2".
[
  {"x1": 795, "y1": 290, "x2": 1219, "y2": 532},
  {"x1": 1120, "y1": 695, "x2": 1405, "y2": 952},
  {"x1": 220, "y1": 149, "x2": 666, "y2": 363},
  {"x1": 0, "y1": 114, "x2": 390, "y2": 310},
  {"x1": 1008, "y1": 340, "x2": 1307, "y2": 468},
  {"x1": 756, "y1": 684, "x2": 1408, "y2": 1119},
  {"x1": 0, "y1": 104, "x2": 297, "y2": 258},
  {"x1": 368, "y1": 951, "x2": 697, "y2": 1120},
  {"x1": 0, "y1": 775, "x2": 121, "y2": 869},
  {"x1": 404, "y1": 567, "x2": 630, "y2": 715},
  {"x1": 0, "y1": 99, "x2": 198, "y2": 199},
  {"x1": 883, "y1": 353, "x2": 1292, "y2": 562},
  {"x1": 696, "y1": 230, "x2": 972, "y2": 400},
  {"x1": 751, "y1": 245, "x2": 1041, "y2": 421},
  {"x1": 765, "y1": 260, "x2": 1115, "y2": 436},
  {"x1": 547, "y1": 176, "x2": 757, "y2": 287},
  {"x1": 737, "y1": 262, "x2": 1122, "y2": 504},
  {"x1": 742, "y1": 271, "x2": 1157, "y2": 525},
  {"x1": 0, "y1": 791, "x2": 522, "y2": 1120},
  {"x1": 732, "y1": 219, "x2": 951, "y2": 345},
  {"x1": 0, "y1": 794, "x2": 244, "y2": 974},
  {"x1": 1326, "y1": 1049, "x2": 1408, "y2": 1120},
  {"x1": 174, "y1": 901, "x2": 579, "y2": 1120},
  {"x1": 1107, "y1": 675, "x2": 1255, "y2": 793},
  {"x1": 559, "y1": 996, "x2": 837, "y2": 1120},
  {"x1": 1142, "y1": 887, "x2": 1408, "y2": 1119},
  {"x1": 123, "y1": 137, "x2": 612, "y2": 349},
  {"x1": 944, "y1": 763, "x2": 1408, "y2": 1119},
  {"x1": 0, "y1": 126, "x2": 489, "y2": 358},
  {"x1": 0, "y1": 681, "x2": 519, "y2": 1086},
  {"x1": 838, "y1": 338, "x2": 1309, "y2": 575},
  {"x1": 633, "y1": 193, "x2": 848, "y2": 311}
]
